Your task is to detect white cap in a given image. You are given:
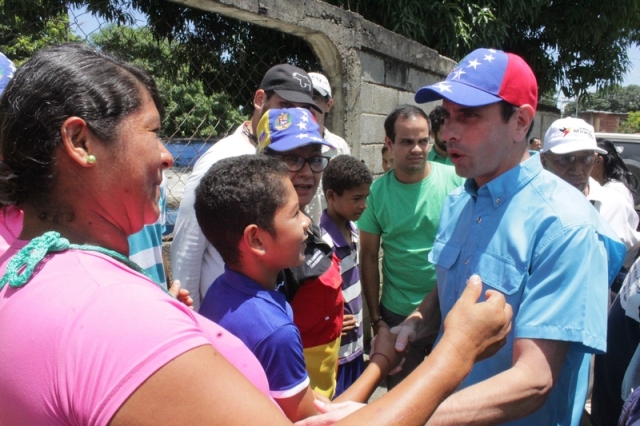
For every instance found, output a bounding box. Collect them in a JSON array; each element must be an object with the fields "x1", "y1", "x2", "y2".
[
  {"x1": 542, "y1": 117, "x2": 607, "y2": 155},
  {"x1": 309, "y1": 72, "x2": 332, "y2": 98}
]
